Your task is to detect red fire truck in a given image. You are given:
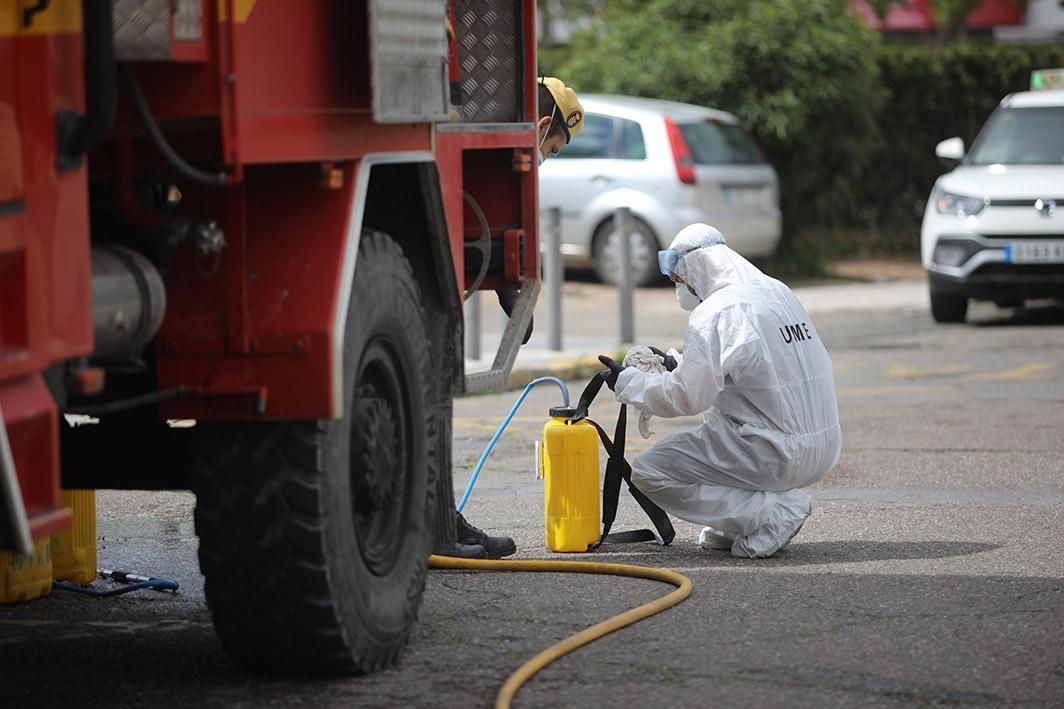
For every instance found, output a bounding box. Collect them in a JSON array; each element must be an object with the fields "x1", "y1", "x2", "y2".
[{"x1": 1, "y1": 0, "x2": 540, "y2": 673}]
